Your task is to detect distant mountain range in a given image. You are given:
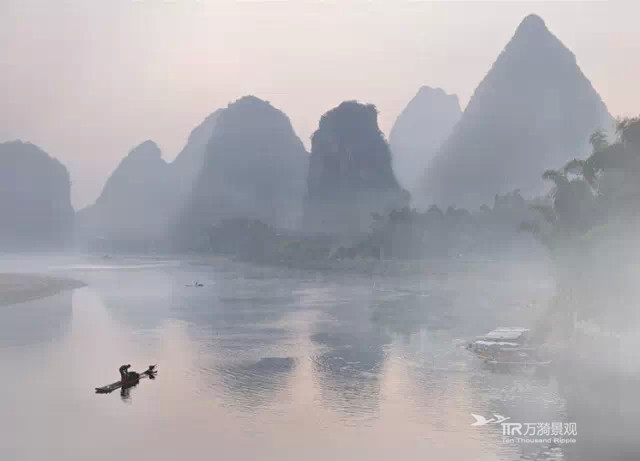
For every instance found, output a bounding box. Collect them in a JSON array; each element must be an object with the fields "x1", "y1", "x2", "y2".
[
  {"x1": 420, "y1": 14, "x2": 613, "y2": 208},
  {"x1": 0, "y1": 14, "x2": 621, "y2": 252},
  {"x1": 76, "y1": 111, "x2": 223, "y2": 251}
]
